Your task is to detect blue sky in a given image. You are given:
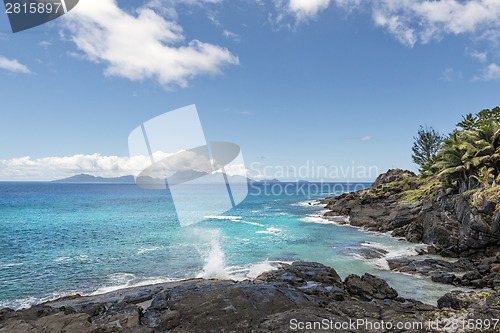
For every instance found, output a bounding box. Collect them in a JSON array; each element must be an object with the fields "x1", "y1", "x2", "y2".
[{"x1": 0, "y1": 0, "x2": 500, "y2": 181}]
